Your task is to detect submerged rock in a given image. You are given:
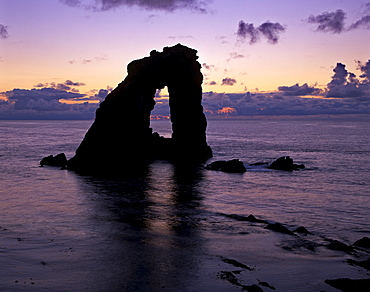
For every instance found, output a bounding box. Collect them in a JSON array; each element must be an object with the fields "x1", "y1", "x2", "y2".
[
  {"x1": 265, "y1": 222, "x2": 296, "y2": 235},
  {"x1": 259, "y1": 281, "x2": 276, "y2": 290},
  {"x1": 67, "y1": 44, "x2": 212, "y2": 172},
  {"x1": 40, "y1": 153, "x2": 67, "y2": 167},
  {"x1": 219, "y1": 271, "x2": 263, "y2": 291},
  {"x1": 325, "y1": 278, "x2": 370, "y2": 291},
  {"x1": 222, "y1": 258, "x2": 254, "y2": 270},
  {"x1": 205, "y1": 159, "x2": 246, "y2": 173},
  {"x1": 219, "y1": 213, "x2": 267, "y2": 223},
  {"x1": 326, "y1": 240, "x2": 353, "y2": 252},
  {"x1": 205, "y1": 160, "x2": 227, "y2": 171},
  {"x1": 353, "y1": 237, "x2": 370, "y2": 249},
  {"x1": 246, "y1": 214, "x2": 268, "y2": 223},
  {"x1": 268, "y1": 156, "x2": 305, "y2": 171},
  {"x1": 347, "y1": 259, "x2": 370, "y2": 270},
  {"x1": 293, "y1": 226, "x2": 312, "y2": 235}
]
